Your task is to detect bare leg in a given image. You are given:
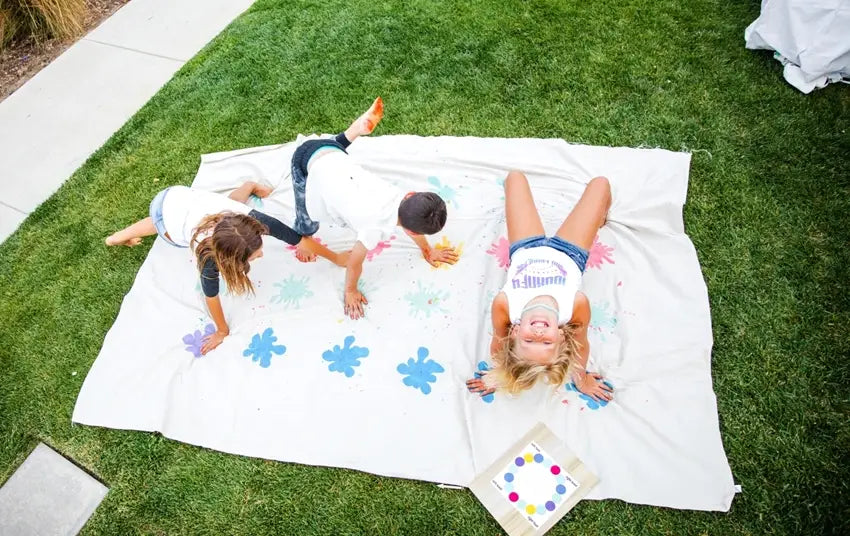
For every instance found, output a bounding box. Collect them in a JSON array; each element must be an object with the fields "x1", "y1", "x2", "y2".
[
  {"x1": 105, "y1": 217, "x2": 157, "y2": 247},
  {"x1": 228, "y1": 181, "x2": 273, "y2": 204},
  {"x1": 342, "y1": 97, "x2": 384, "y2": 144},
  {"x1": 554, "y1": 176, "x2": 611, "y2": 250},
  {"x1": 504, "y1": 170, "x2": 545, "y2": 243}
]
